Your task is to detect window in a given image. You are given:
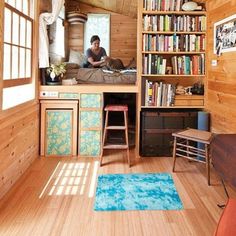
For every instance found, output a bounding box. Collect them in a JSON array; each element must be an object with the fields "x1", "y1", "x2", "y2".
[
  {"x1": 2, "y1": 0, "x2": 35, "y2": 110},
  {"x1": 84, "y1": 14, "x2": 110, "y2": 55}
]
